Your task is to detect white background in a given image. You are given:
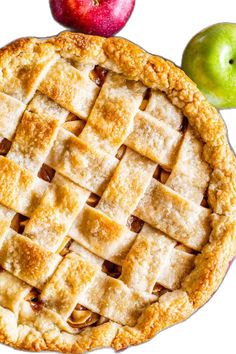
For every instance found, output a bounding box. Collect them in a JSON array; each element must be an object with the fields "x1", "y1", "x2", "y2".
[{"x1": 0, "y1": 1, "x2": 235, "y2": 353}]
